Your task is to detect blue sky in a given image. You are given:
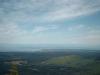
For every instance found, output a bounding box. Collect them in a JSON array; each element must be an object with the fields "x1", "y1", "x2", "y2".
[{"x1": 0, "y1": 0, "x2": 100, "y2": 50}]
